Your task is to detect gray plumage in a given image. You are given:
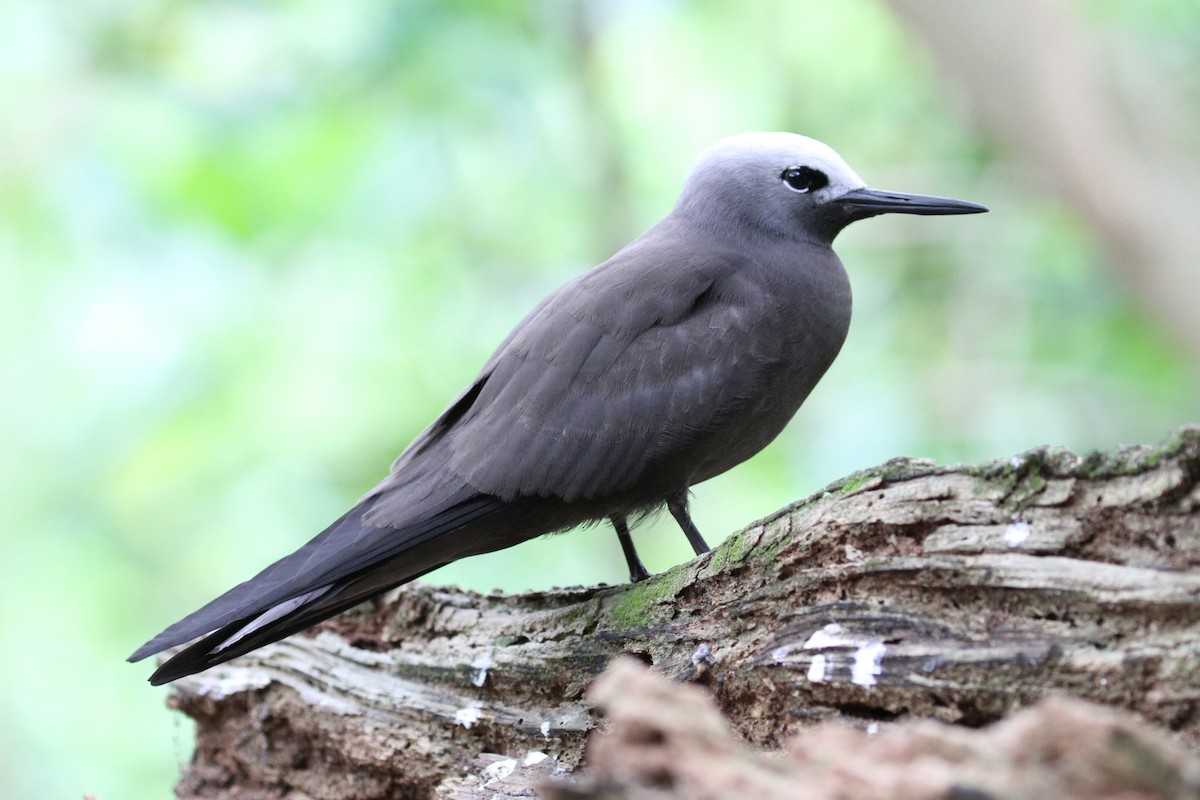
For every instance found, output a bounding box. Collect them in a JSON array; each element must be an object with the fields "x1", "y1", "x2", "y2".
[{"x1": 131, "y1": 132, "x2": 985, "y2": 684}]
